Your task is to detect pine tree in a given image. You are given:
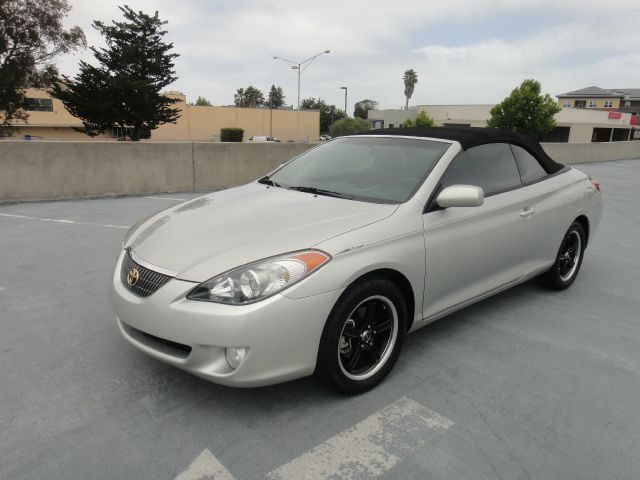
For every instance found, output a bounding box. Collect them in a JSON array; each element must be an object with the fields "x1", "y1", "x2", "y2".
[
  {"x1": 268, "y1": 85, "x2": 285, "y2": 108},
  {"x1": 51, "y1": 6, "x2": 180, "y2": 141}
]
